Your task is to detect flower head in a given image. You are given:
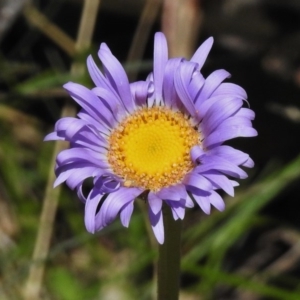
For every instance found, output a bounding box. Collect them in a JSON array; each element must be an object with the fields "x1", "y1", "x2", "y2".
[{"x1": 45, "y1": 32, "x2": 257, "y2": 244}]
